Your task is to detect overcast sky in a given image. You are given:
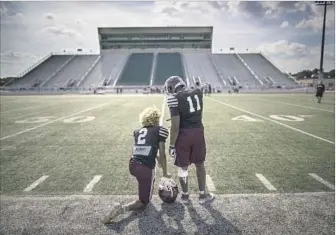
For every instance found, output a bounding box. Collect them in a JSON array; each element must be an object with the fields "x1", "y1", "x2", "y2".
[{"x1": 0, "y1": 1, "x2": 335, "y2": 77}]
